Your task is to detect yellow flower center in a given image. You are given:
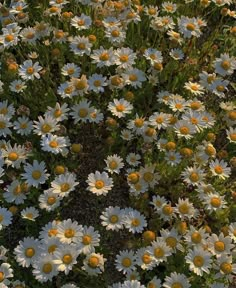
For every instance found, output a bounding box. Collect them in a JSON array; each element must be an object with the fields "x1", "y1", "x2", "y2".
[
  {"x1": 77, "y1": 19, "x2": 85, "y2": 26},
  {"x1": 78, "y1": 108, "x2": 88, "y2": 118},
  {"x1": 229, "y1": 133, "x2": 236, "y2": 141},
  {"x1": 210, "y1": 197, "x2": 221, "y2": 208},
  {"x1": 165, "y1": 142, "x2": 176, "y2": 151},
  {"x1": 154, "y1": 247, "x2": 164, "y2": 258},
  {"x1": 50, "y1": 6, "x2": 59, "y2": 13},
  {"x1": 116, "y1": 104, "x2": 125, "y2": 112},
  {"x1": 148, "y1": 8, "x2": 156, "y2": 15},
  {"x1": 48, "y1": 244, "x2": 57, "y2": 253},
  {"x1": 95, "y1": 180, "x2": 105, "y2": 189},
  {"x1": 221, "y1": 60, "x2": 231, "y2": 70},
  {"x1": 156, "y1": 116, "x2": 163, "y2": 124},
  {"x1": 131, "y1": 218, "x2": 140, "y2": 227},
  {"x1": 186, "y1": 23, "x2": 196, "y2": 31},
  {"x1": 189, "y1": 172, "x2": 199, "y2": 182},
  {"x1": 82, "y1": 235, "x2": 92, "y2": 245},
  {"x1": 175, "y1": 103, "x2": 183, "y2": 109},
  {"x1": 178, "y1": 203, "x2": 189, "y2": 214},
  {"x1": 145, "y1": 127, "x2": 155, "y2": 137},
  {"x1": 77, "y1": 43, "x2": 86, "y2": 50},
  {"x1": 25, "y1": 213, "x2": 34, "y2": 219},
  {"x1": 166, "y1": 237, "x2": 177, "y2": 248},
  {"x1": 88, "y1": 256, "x2": 99, "y2": 268},
  {"x1": 172, "y1": 283, "x2": 183, "y2": 288},
  {"x1": 0, "y1": 107, "x2": 8, "y2": 115},
  {"x1": 129, "y1": 74, "x2": 138, "y2": 82},
  {"x1": 190, "y1": 102, "x2": 201, "y2": 110},
  {"x1": 48, "y1": 229, "x2": 58, "y2": 237},
  {"x1": 62, "y1": 254, "x2": 73, "y2": 264},
  {"x1": 32, "y1": 170, "x2": 42, "y2": 180},
  {"x1": 8, "y1": 152, "x2": 19, "y2": 161},
  {"x1": 20, "y1": 123, "x2": 27, "y2": 129},
  {"x1": 190, "y1": 84, "x2": 199, "y2": 91},
  {"x1": 205, "y1": 145, "x2": 216, "y2": 156},
  {"x1": 134, "y1": 118, "x2": 144, "y2": 127},
  {"x1": 216, "y1": 85, "x2": 225, "y2": 92},
  {"x1": 65, "y1": 86, "x2": 73, "y2": 94},
  {"x1": 93, "y1": 80, "x2": 101, "y2": 87},
  {"x1": 54, "y1": 109, "x2": 62, "y2": 118},
  {"x1": 41, "y1": 124, "x2": 52, "y2": 133},
  {"x1": 26, "y1": 67, "x2": 34, "y2": 75},
  {"x1": 120, "y1": 55, "x2": 129, "y2": 62},
  {"x1": 228, "y1": 111, "x2": 236, "y2": 121},
  {"x1": 25, "y1": 247, "x2": 35, "y2": 258},
  {"x1": 47, "y1": 197, "x2": 56, "y2": 205},
  {"x1": 64, "y1": 228, "x2": 75, "y2": 238},
  {"x1": 142, "y1": 253, "x2": 152, "y2": 264},
  {"x1": 122, "y1": 257, "x2": 132, "y2": 267},
  {"x1": 99, "y1": 53, "x2": 109, "y2": 61},
  {"x1": 220, "y1": 262, "x2": 232, "y2": 274},
  {"x1": 193, "y1": 255, "x2": 204, "y2": 267},
  {"x1": 109, "y1": 160, "x2": 118, "y2": 170},
  {"x1": 60, "y1": 183, "x2": 70, "y2": 192},
  {"x1": 214, "y1": 241, "x2": 225, "y2": 252},
  {"x1": 191, "y1": 117, "x2": 198, "y2": 125},
  {"x1": 0, "y1": 215, "x2": 3, "y2": 222},
  {"x1": 5, "y1": 34, "x2": 14, "y2": 42},
  {"x1": 55, "y1": 31, "x2": 64, "y2": 39},
  {"x1": 111, "y1": 30, "x2": 120, "y2": 37},
  {"x1": 191, "y1": 232, "x2": 202, "y2": 244},
  {"x1": 111, "y1": 76, "x2": 122, "y2": 86},
  {"x1": 42, "y1": 263, "x2": 53, "y2": 274},
  {"x1": 128, "y1": 172, "x2": 139, "y2": 184},
  {"x1": 179, "y1": 126, "x2": 190, "y2": 135},
  {"x1": 13, "y1": 185, "x2": 22, "y2": 195},
  {"x1": 214, "y1": 165, "x2": 223, "y2": 174},
  {"x1": 143, "y1": 172, "x2": 154, "y2": 183},
  {"x1": 26, "y1": 32, "x2": 35, "y2": 39},
  {"x1": 154, "y1": 62, "x2": 163, "y2": 71},
  {"x1": 49, "y1": 141, "x2": 58, "y2": 148},
  {"x1": 110, "y1": 215, "x2": 118, "y2": 223},
  {"x1": 162, "y1": 205, "x2": 173, "y2": 215},
  {"x1": 0, "y1": 121, "x2": 6, "y2": 129},
  {"x1": 0, "y1": 272, "x2": 4, "y2": 283}
]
